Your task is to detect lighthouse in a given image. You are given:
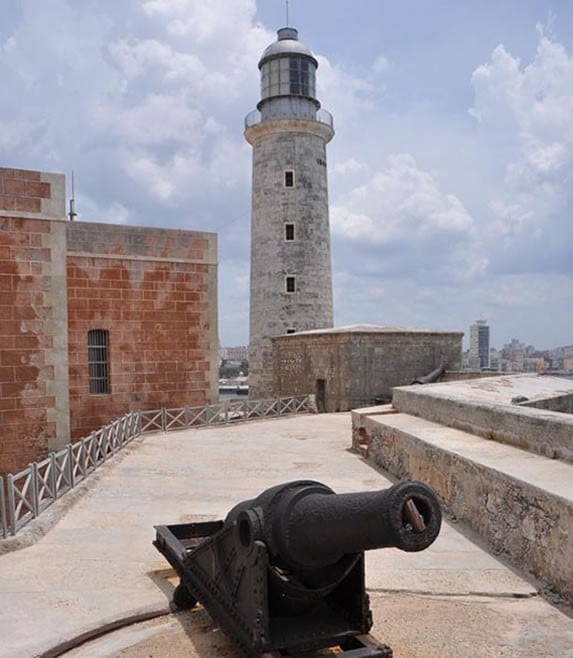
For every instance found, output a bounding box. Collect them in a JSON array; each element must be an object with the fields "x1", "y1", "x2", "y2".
[{"x1": 245, "y1": 27, "x2": 335, "y2": 399}]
